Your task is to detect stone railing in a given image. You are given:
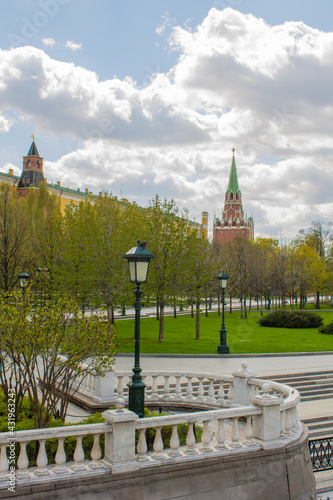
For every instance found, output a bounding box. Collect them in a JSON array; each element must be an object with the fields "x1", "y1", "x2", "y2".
[{"x1": 0, "y1": 362, "x2": 303, "y2": 490}]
